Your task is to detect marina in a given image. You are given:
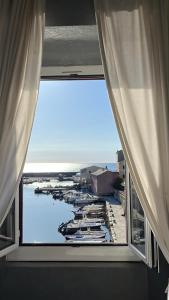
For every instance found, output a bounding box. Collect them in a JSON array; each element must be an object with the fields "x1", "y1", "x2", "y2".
[{"x1": 23, "y1": 174, "x2": 126, "y2": 244}]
